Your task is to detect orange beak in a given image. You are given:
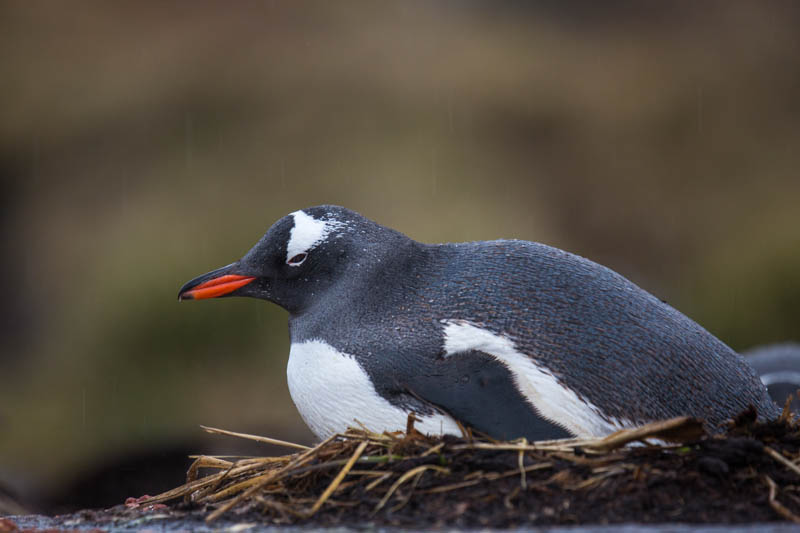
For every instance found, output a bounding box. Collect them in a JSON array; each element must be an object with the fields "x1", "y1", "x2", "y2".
[{"x1": 179, "y1": 274, "x2": 256, "y2": 300}]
